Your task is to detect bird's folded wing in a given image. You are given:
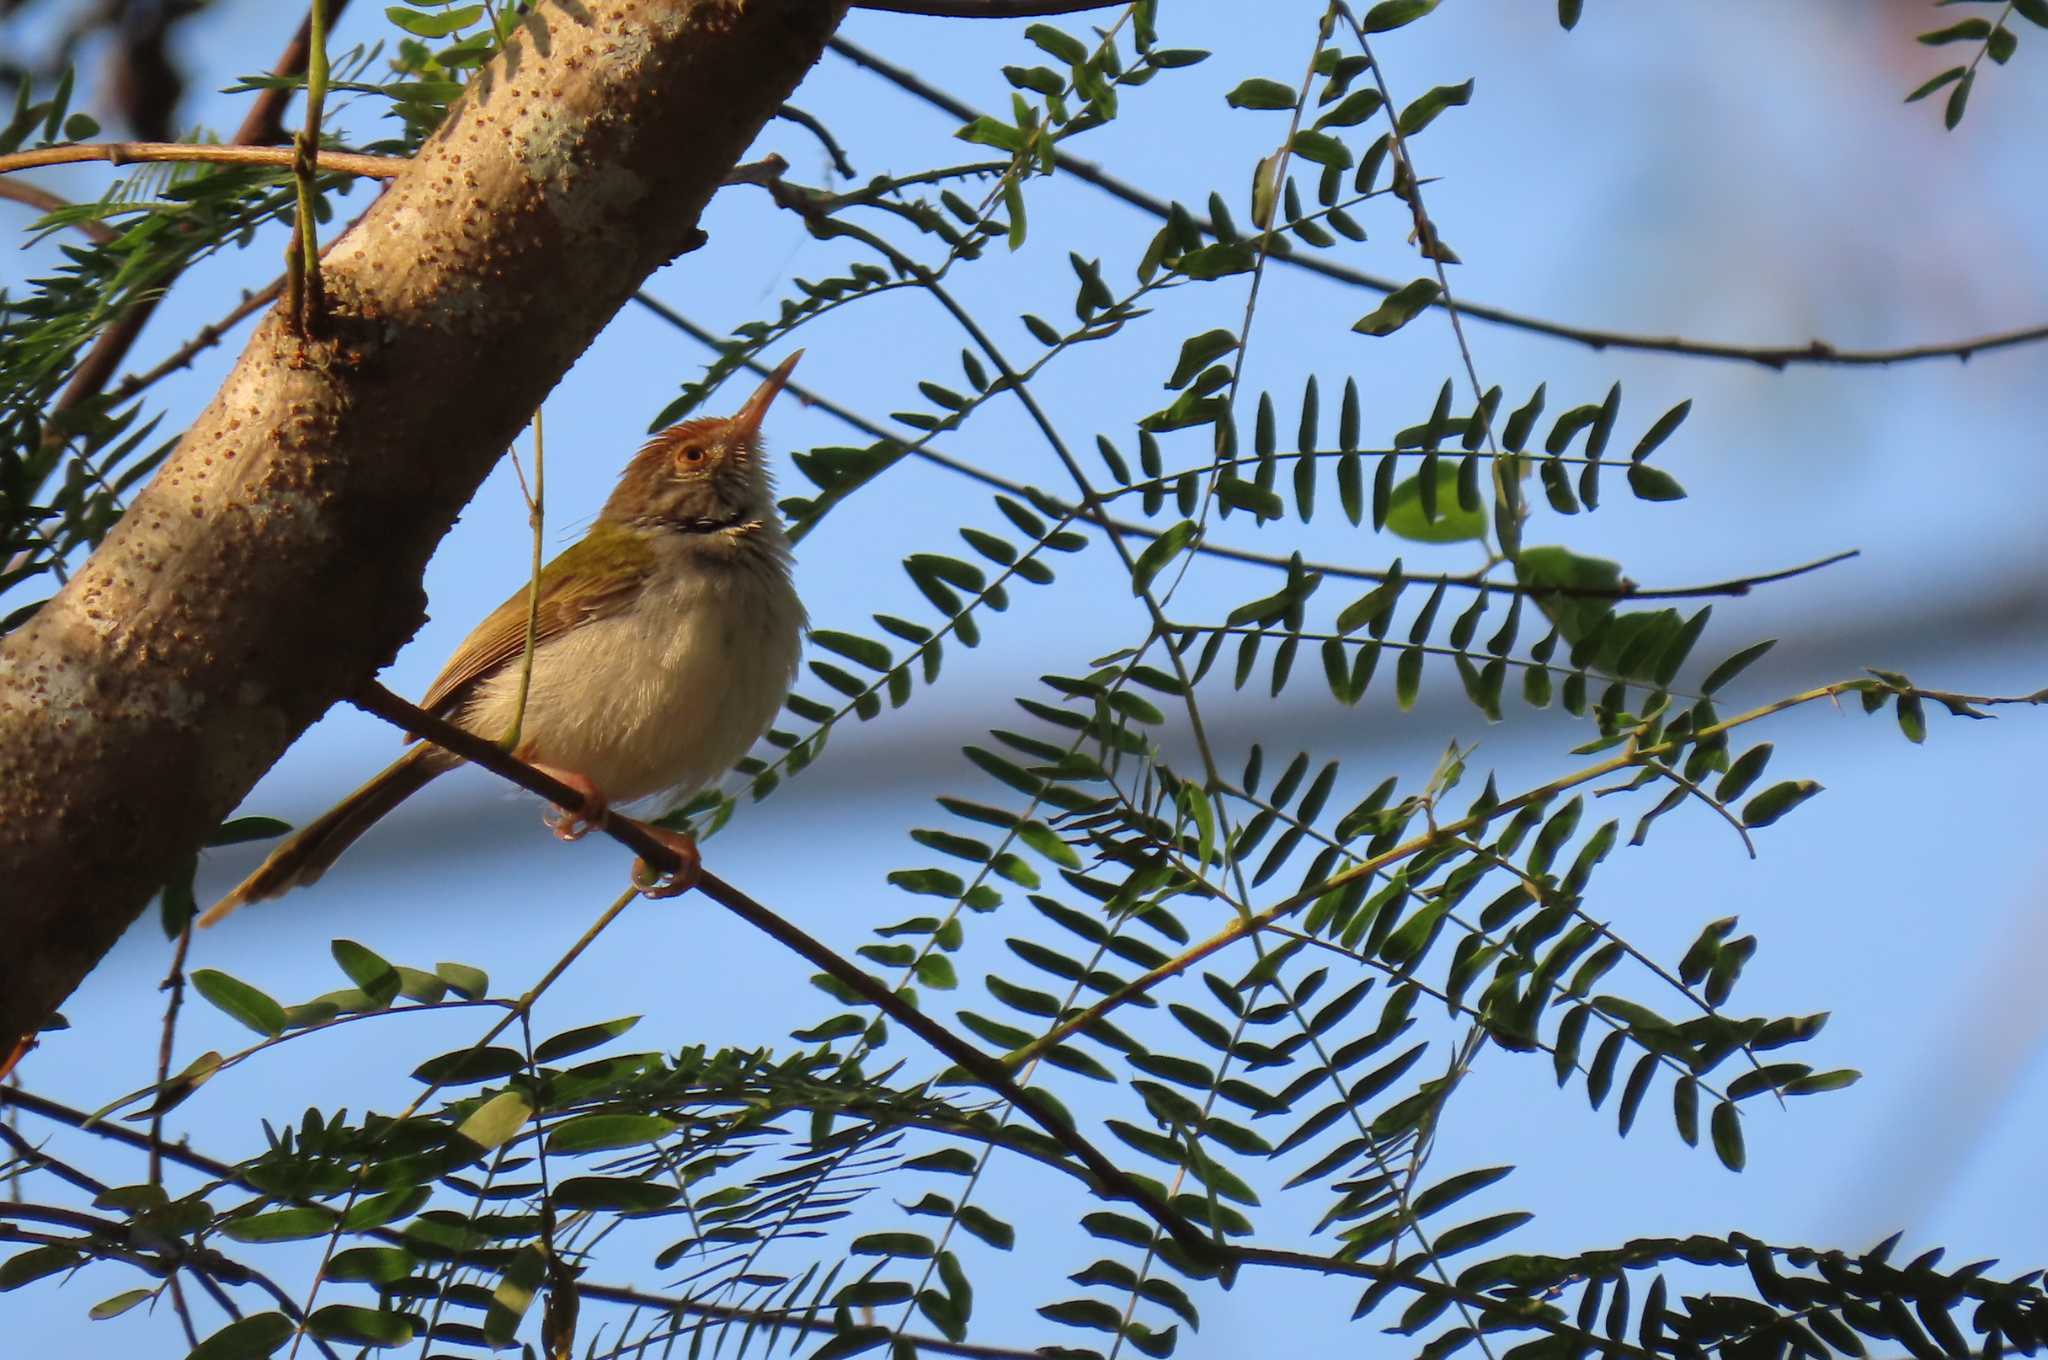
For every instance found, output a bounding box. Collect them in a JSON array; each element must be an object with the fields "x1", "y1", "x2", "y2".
[{"x1": 417, "y1": 527, "x2": 657, "y2": 719}]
